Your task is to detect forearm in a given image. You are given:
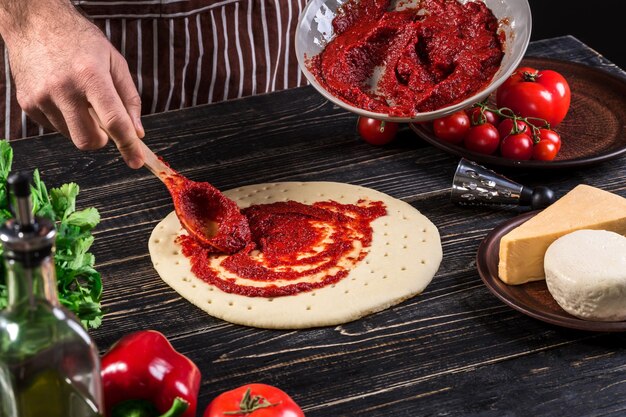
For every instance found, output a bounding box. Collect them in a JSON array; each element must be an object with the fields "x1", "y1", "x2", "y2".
[{"x1": 0, "y1": 0, "x2": 76, "y2": 45}]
